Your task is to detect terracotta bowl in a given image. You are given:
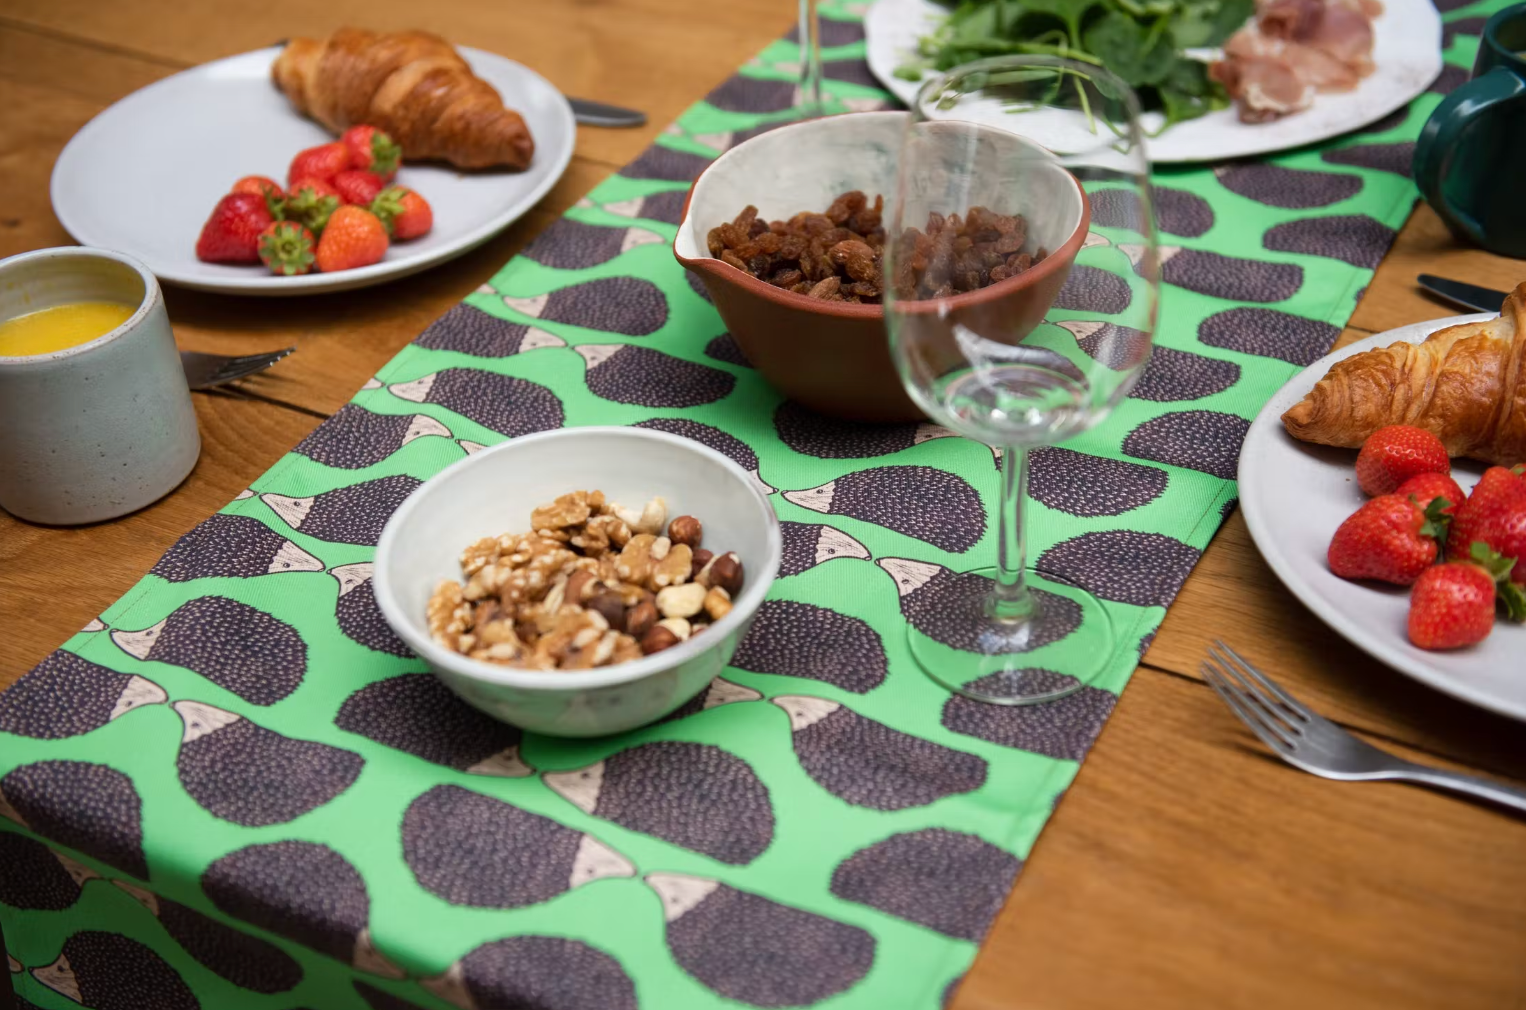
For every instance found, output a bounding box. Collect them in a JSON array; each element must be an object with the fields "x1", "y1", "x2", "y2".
[{"x1": 674, "y1": 111, "x2": 1091, "y2": 423}]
